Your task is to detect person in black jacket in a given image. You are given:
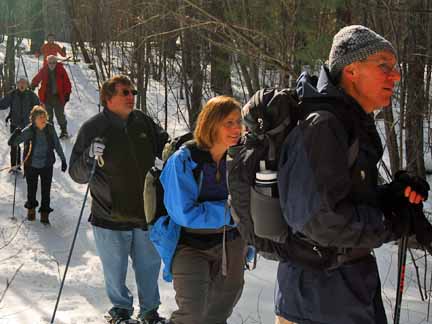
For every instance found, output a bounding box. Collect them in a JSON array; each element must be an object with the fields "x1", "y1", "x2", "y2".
[
  {"x1": 0, "y1": 77, "x2": 39, "y2": 171},
  {"x1": 8, "y1": 105, "x2": 67, "y2": 224},
  {"x1": 69, "y1": 75, "x2": 169, "y2": 324},
  {"x1": 275, "y1": 25, "x2": 430, "y2": 324}
]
